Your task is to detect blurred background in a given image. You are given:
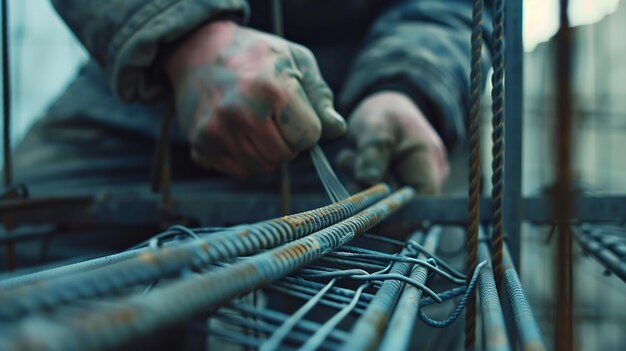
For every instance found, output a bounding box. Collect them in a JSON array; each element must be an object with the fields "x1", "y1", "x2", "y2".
[{"x1": 0, "y1": 0, "x2": 625, "y2": 349}]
